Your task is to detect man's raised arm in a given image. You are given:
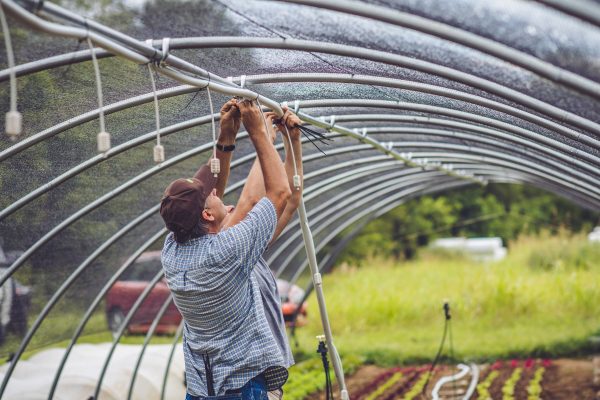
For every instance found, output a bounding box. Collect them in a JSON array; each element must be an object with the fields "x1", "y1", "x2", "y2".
[
  {"x1": 193, "y1": 99, "x2": 240, "y2": 197},
  {"x1": 238, "y1": 101, "x2": 291, "y2": 218}
]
